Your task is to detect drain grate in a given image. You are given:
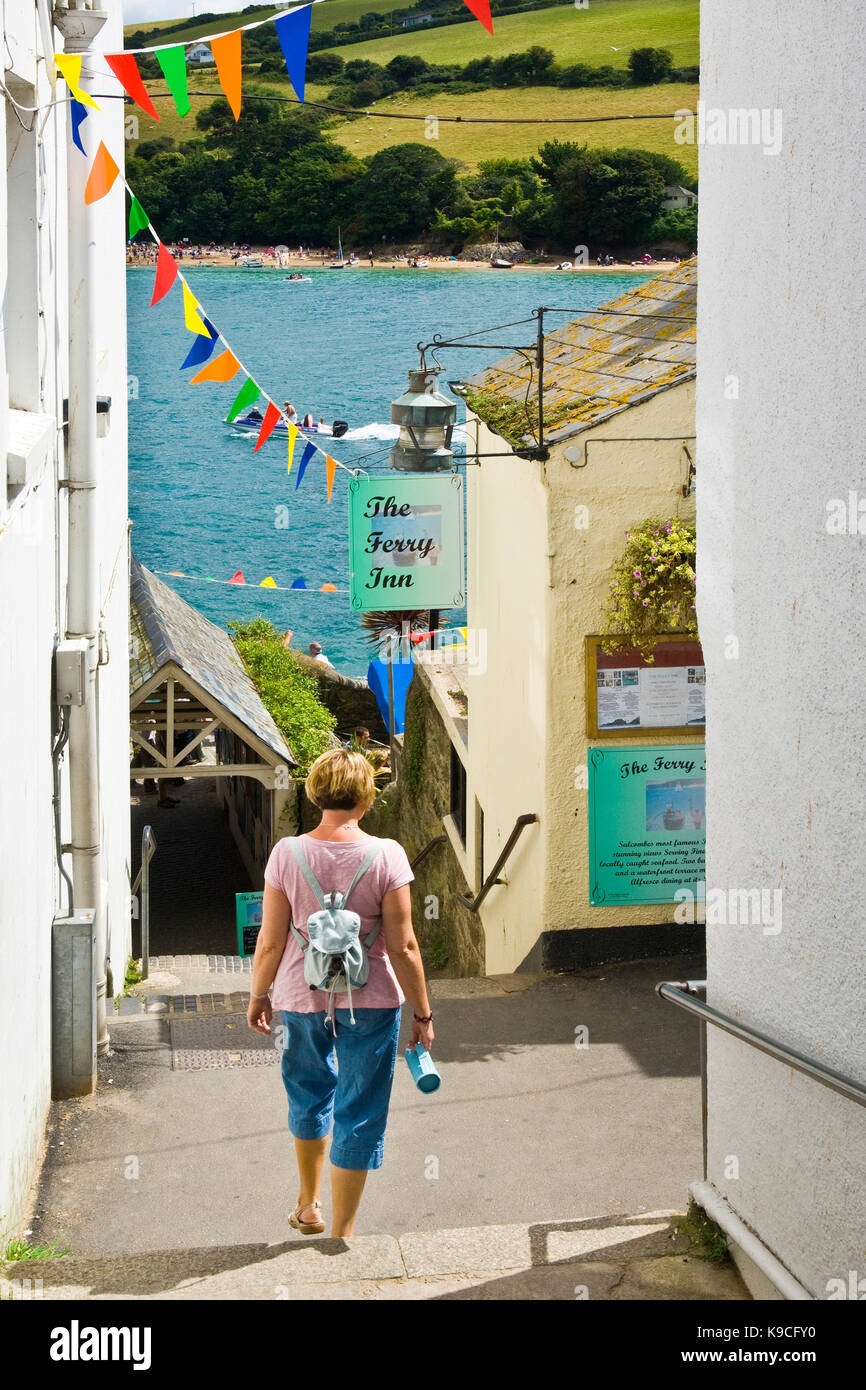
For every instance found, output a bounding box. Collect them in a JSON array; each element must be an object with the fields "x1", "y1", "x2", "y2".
[{"x1": 170, "y1": 1015, "x2": 282, "y2": 1070}]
